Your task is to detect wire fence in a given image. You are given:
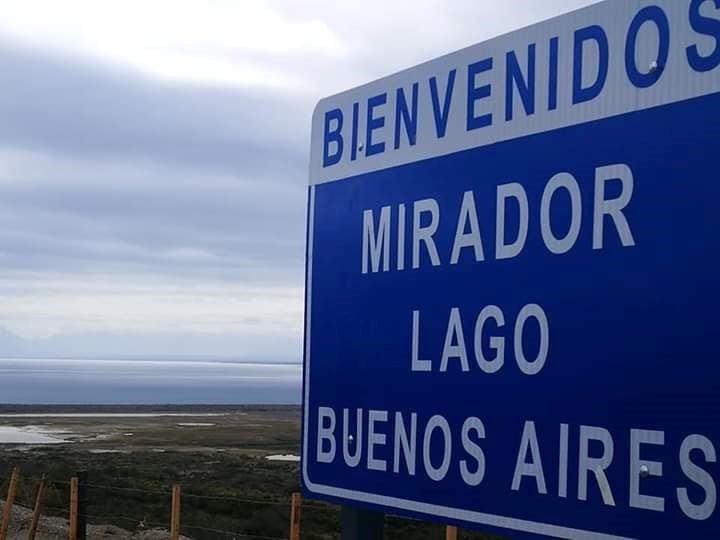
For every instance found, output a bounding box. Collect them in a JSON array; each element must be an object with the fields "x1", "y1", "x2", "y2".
[
  {"x1": 0, "y1": 468, "x2": 493, "y2": 540},
  {"x1": 0, "y1": 470, "x2": 327, "y2": 540}
]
